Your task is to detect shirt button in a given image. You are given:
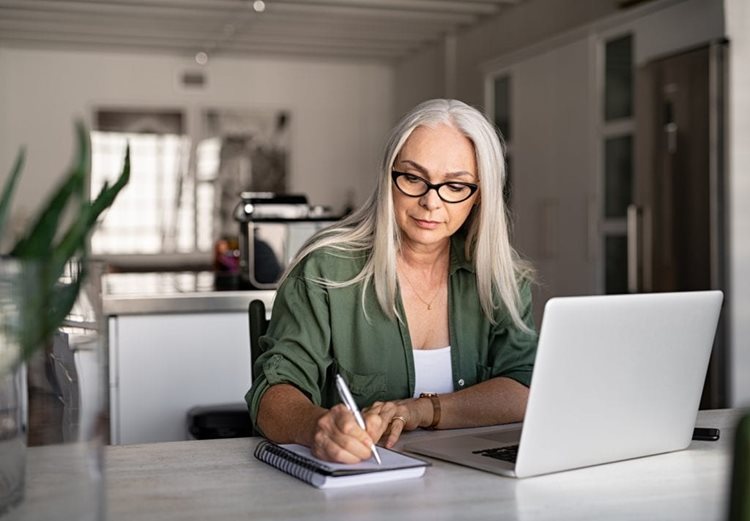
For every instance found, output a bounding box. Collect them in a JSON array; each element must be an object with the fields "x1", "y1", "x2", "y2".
[{"x1": 458, "y1": 379, "x2": 465, "y2": 387}]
